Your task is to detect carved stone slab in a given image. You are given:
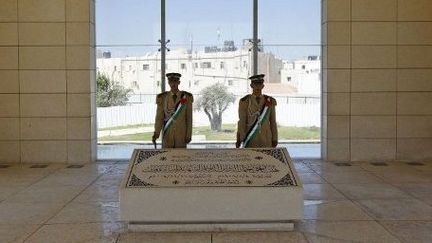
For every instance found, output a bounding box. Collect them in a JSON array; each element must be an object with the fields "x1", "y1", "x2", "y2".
[
  {"x1": 120, "y1": 148, "x2": 303, "y2": 232},
  {"x1": 126, "y1": 148, "x2": 298, "y2": 188}
]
